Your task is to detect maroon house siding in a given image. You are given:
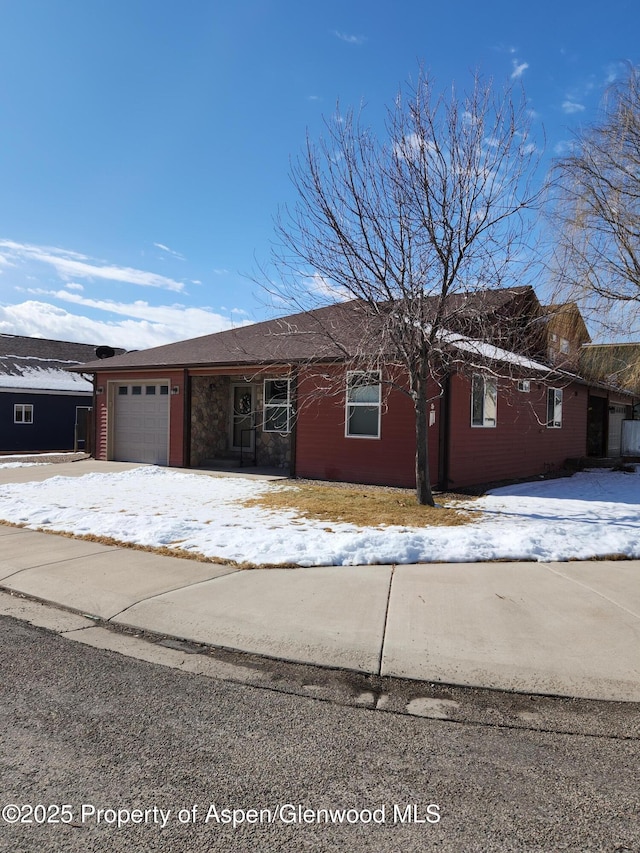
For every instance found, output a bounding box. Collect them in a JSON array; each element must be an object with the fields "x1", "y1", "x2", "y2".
[
  {"x1": 446, "y1": 374, "x2": 588, "y2": 488},
  {"x1": 91, "y1": 363, "x2": 591, "y2": 491},
  {"x1": 94, "y1": 369, "x2": 186, "y2": 467},
  {"x1": 294, "y1": 367, "x2": 441, "y2": 488}
]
